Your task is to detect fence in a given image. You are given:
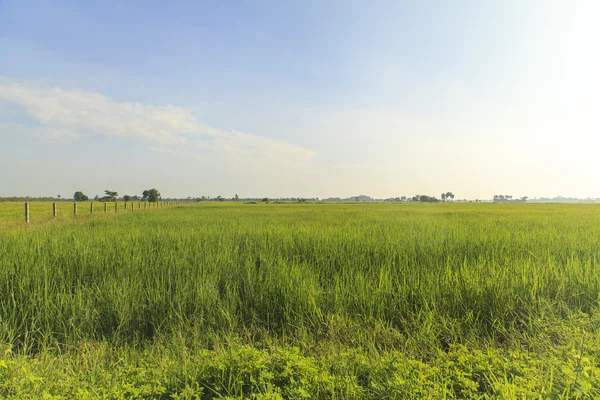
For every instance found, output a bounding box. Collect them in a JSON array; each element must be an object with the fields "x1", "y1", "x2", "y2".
[{"x1": 23, "y1": 201, "x2": 180, "y2": 224}]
